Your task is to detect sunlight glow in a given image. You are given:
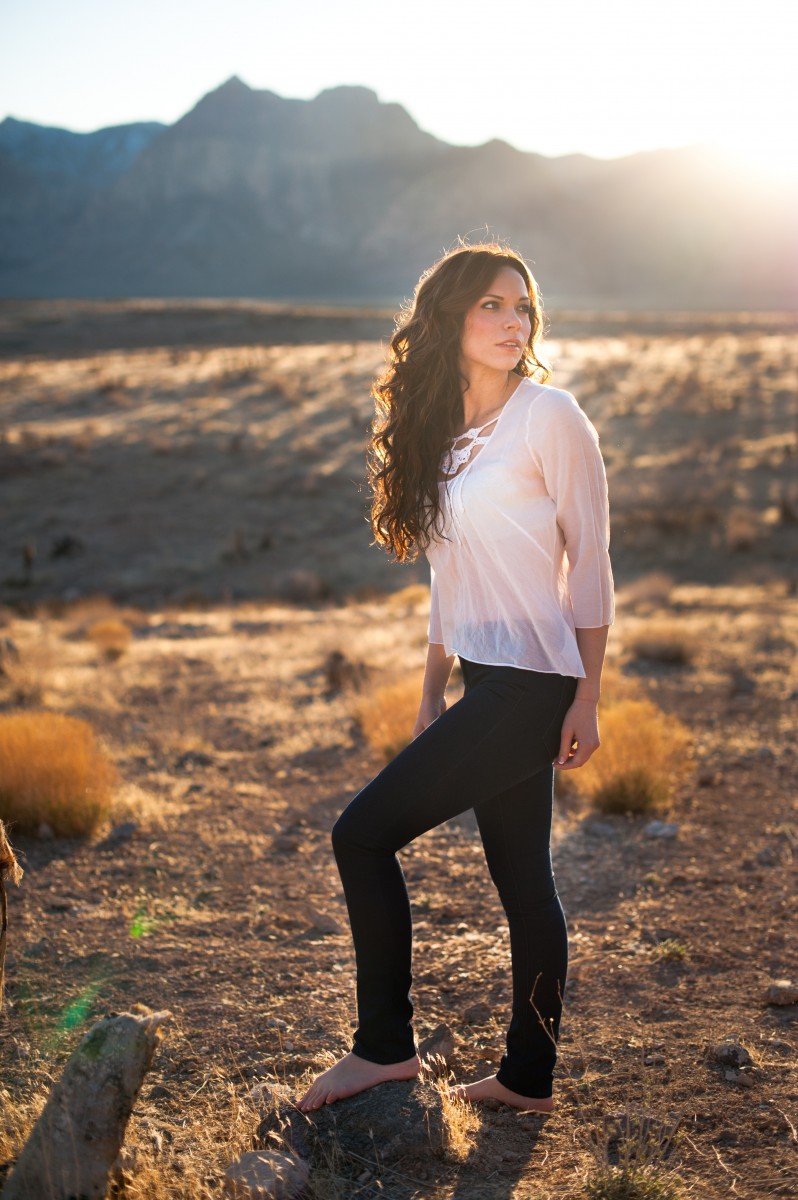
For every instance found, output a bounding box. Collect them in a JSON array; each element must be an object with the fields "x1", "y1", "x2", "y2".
[{"x1": 1, "y1": 0, "x2": 797, "y2": 175}]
